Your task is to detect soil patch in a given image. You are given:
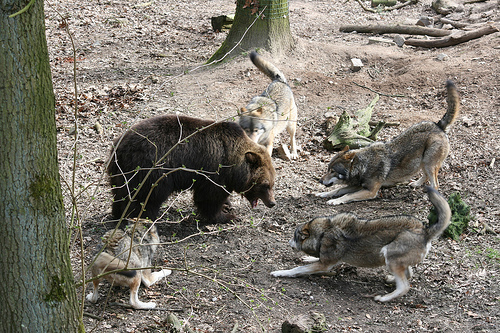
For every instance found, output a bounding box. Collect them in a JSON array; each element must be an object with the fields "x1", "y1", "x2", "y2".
[{"x1": 46, "y1": 0, "x2": 499, "y2": 331}]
